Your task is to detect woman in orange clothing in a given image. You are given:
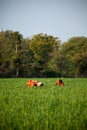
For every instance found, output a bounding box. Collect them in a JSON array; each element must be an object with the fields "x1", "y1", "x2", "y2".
[
  {"x1": 56, "y1": 79, "x2": 64, "y2": 86},
  {"x1": 26, "y1": 80, "x2": 35, "y2": 87}
]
